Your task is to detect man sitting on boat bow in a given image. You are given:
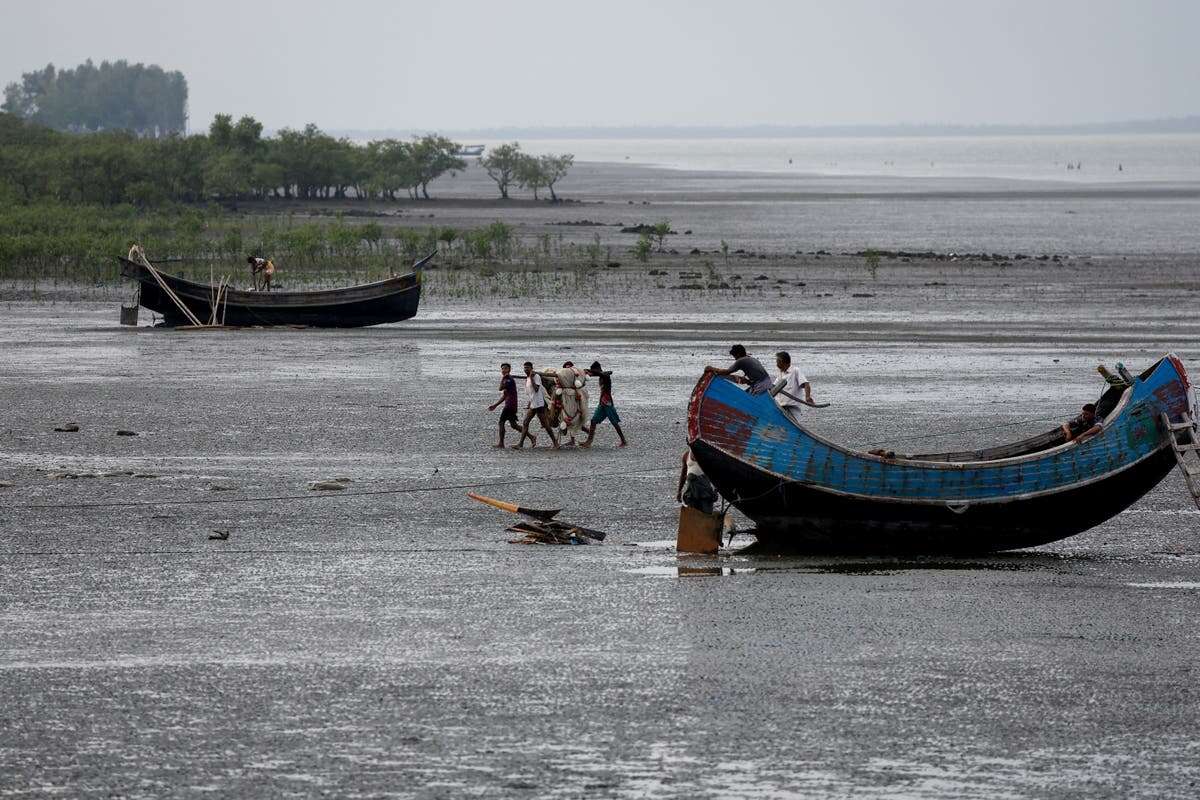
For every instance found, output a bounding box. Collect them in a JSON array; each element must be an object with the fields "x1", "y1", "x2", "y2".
[{"x1": 706, "y1": 344, "x2": 772, "y2": 394}]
